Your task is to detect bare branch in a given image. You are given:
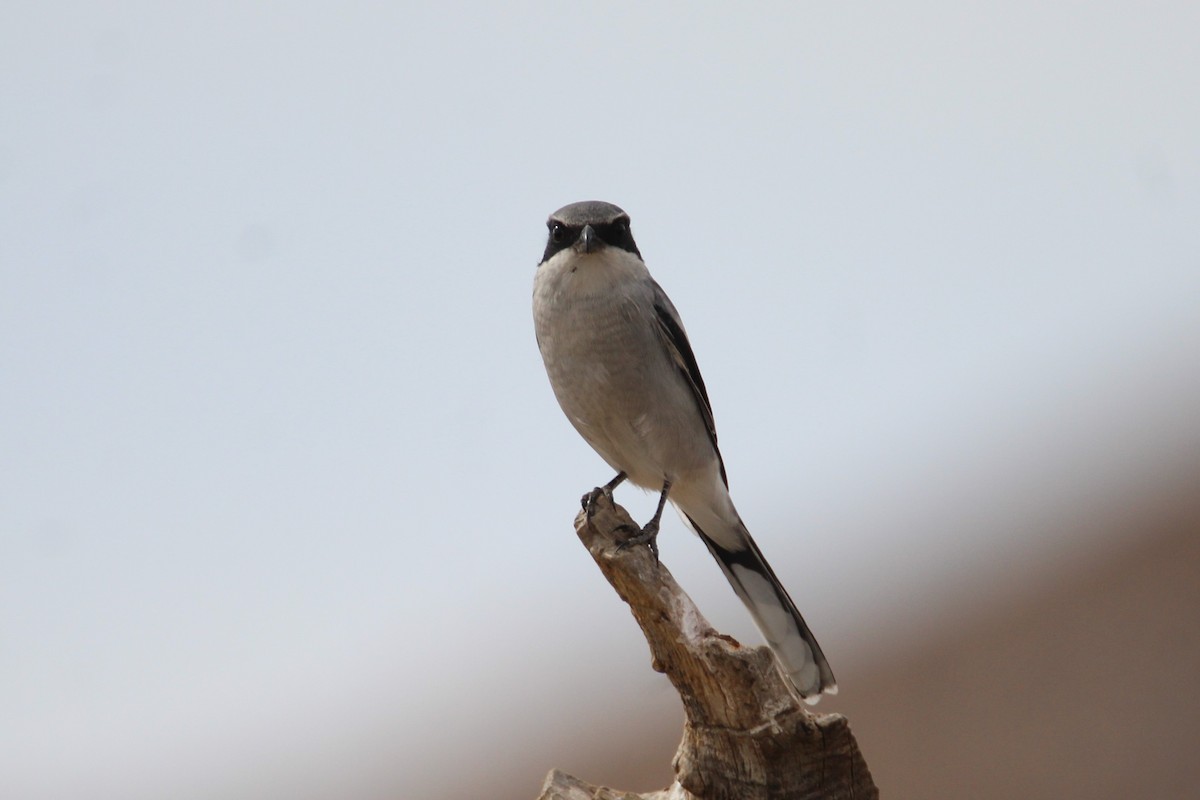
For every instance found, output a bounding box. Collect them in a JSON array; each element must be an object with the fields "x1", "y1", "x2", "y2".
[{"x1": 538, "y1": 494, "x2": 878, "y2": 800}]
